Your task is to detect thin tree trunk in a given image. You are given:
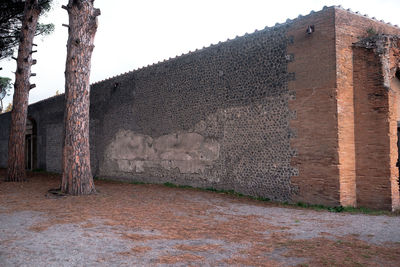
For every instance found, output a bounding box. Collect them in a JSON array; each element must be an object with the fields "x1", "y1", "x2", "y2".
[
  {"x1": 61, "y1": 0, "x2": 100, "y2": 195},
  {"x1": 7, "y1": 0, "x2": 40, "y2": 182}
]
